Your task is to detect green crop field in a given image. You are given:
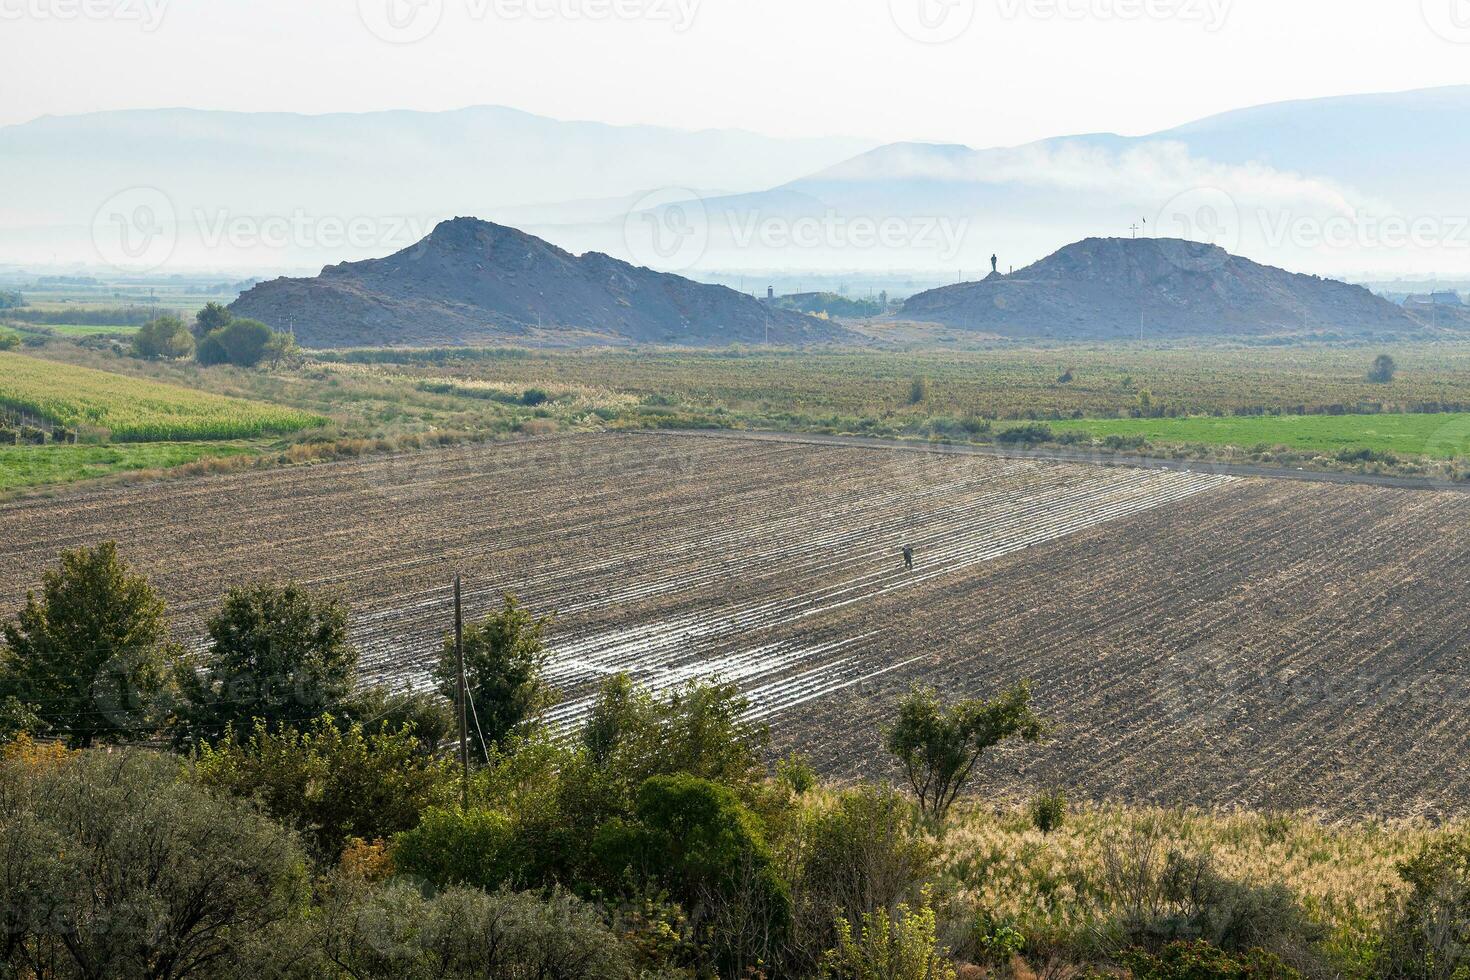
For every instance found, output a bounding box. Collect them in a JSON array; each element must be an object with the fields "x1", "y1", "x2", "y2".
[
  {"x1": 0, "y1": 442, "x2": 255, "y2": 493},
  {"x1": 1054, "y1": 411, "x2": 1470, "y2": 459},
  {"x1": 0, "y1": 351, "x2": 326, "y2": 441},
  {"x1": 37, "y1": 323, "x2": 142, "y2": 337}
]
